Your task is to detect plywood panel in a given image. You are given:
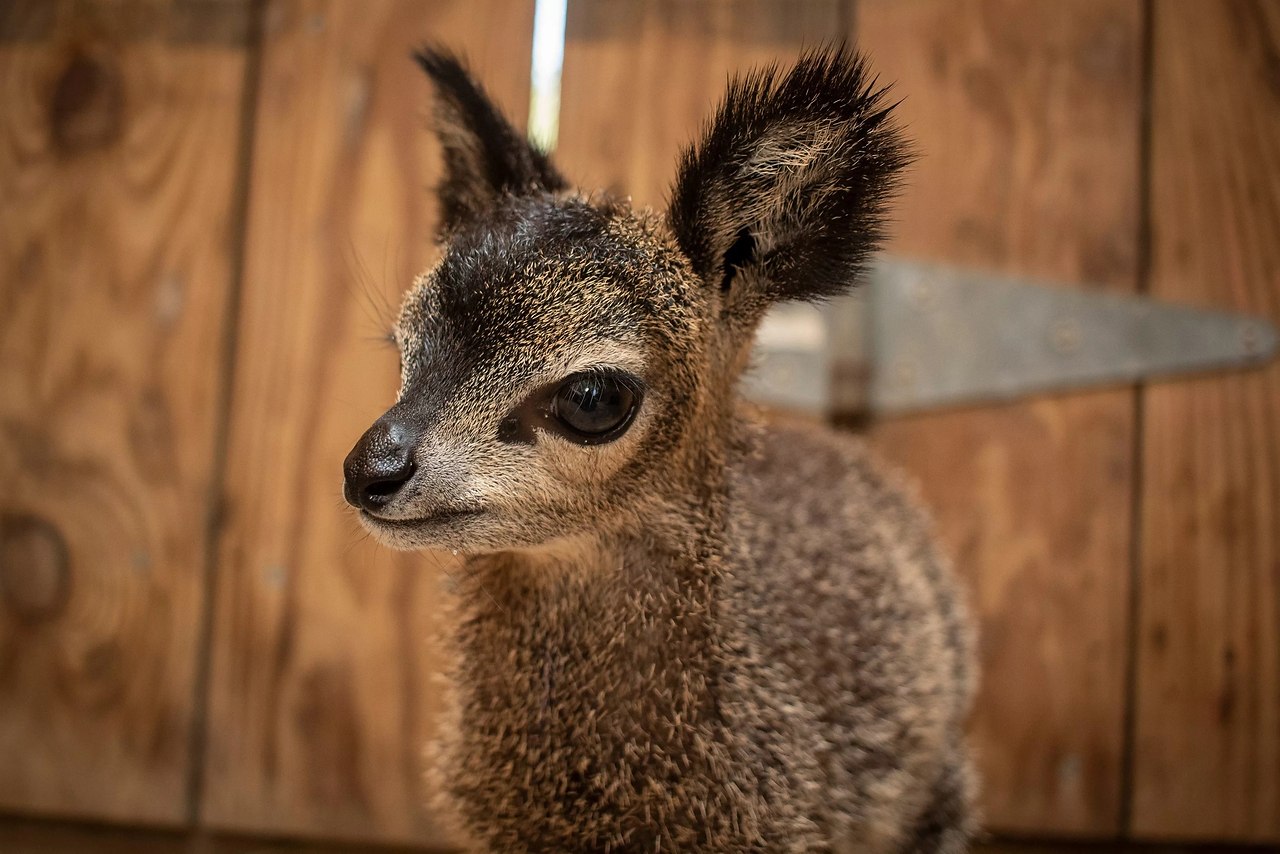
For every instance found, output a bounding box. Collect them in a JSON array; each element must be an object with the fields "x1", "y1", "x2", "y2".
[
  {"x1": 561, "y1": 0, "x2": 1142, "y2": 837},
  {"x1": 202, "y1": 0, "x2": 535, "y2": 844},
  {"x1": 0, "y1": 0, "x2": 249, "y2": 824},
  {"x1": 1131, "y1": 0, "x2": 1280, "y2": 841},
  {"x1": 557, "y1": 0, "x2": 845, "y2": 207},
  {"x1": 858, "y1": 0, "x2": 1141, "y2": 835}
]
